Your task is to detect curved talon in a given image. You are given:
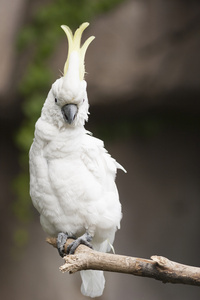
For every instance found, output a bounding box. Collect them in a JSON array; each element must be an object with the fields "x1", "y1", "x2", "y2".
[
  {"x1": 67, "y1": 232, "x2": 93, "y2": 255},
  {"x1": 57, "y1": 232, "x2": 76, "y2": 257},
  {"x1": 57, "y1": 232, "x2": 68, "y2": 257}
]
